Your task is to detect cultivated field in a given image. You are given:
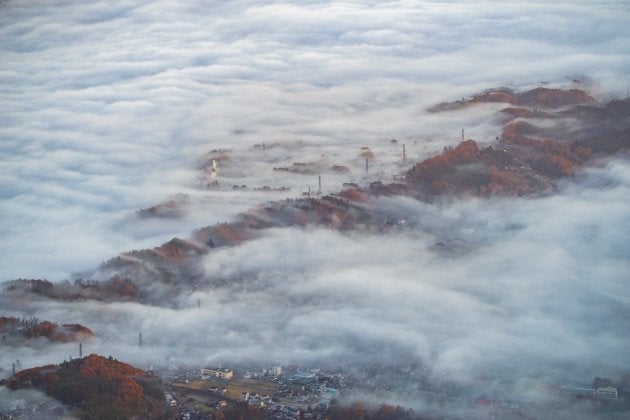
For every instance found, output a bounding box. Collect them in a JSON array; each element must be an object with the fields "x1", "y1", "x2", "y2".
[{"x1": 224, "y1": 379, "x2": 280, "y2": 400}]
